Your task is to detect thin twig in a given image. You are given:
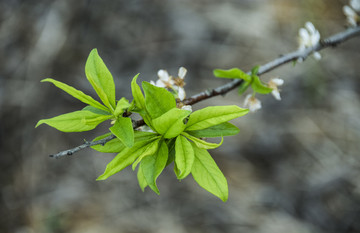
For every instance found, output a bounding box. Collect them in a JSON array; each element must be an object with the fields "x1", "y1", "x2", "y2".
[
  {"x1": 184, "y1": 26, "x2": 360, "y2": 105},
  {"x1": 50, "y1": 26, "x2": 360, "y2": 159}
]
